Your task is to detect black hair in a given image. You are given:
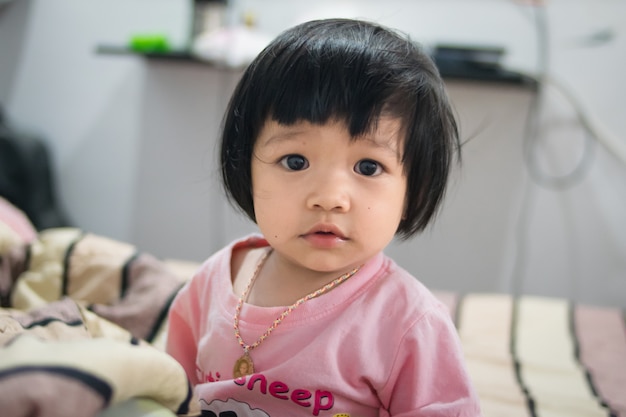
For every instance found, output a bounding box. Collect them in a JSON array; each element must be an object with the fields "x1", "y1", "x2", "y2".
[{"x1": 220, "y1": 18, "x2": 459, "y2": 239}]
